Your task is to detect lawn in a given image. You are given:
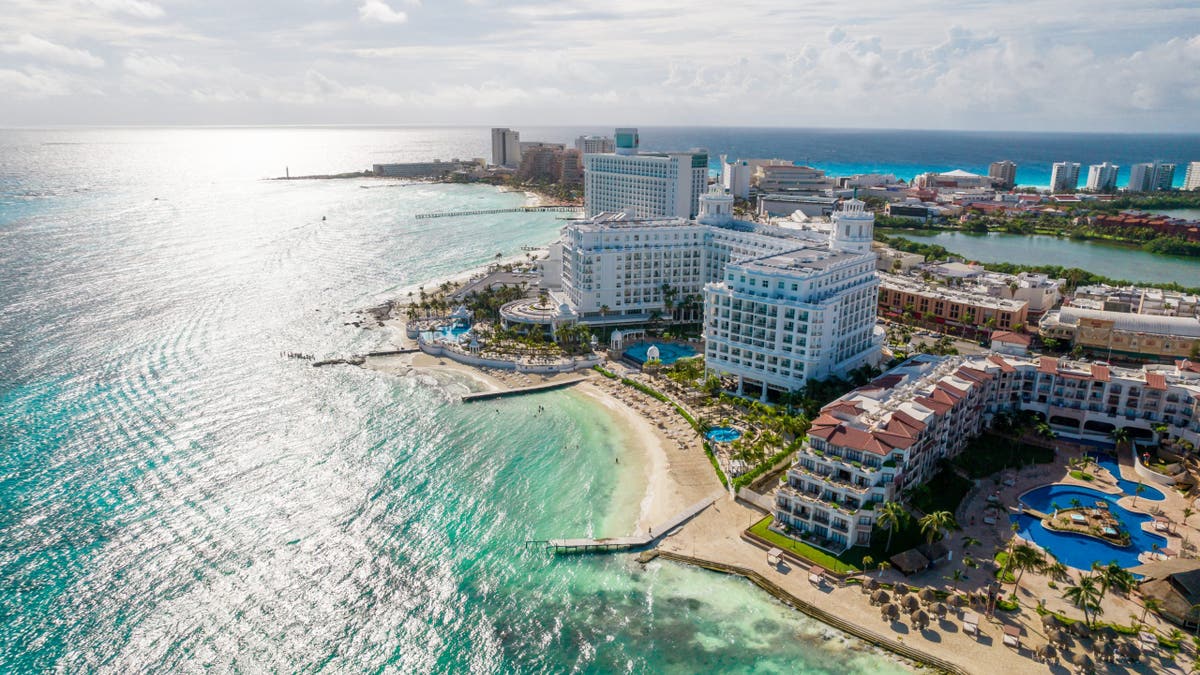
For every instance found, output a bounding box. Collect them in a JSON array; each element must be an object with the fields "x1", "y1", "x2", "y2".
[
  {"x1": 952, "y1": 433, "x2": 1055, "y2": 479},
  {"x1": 747, "y1": 517, "x2": 859, "y2": 574},
  {"x1": 908, "y1": 467, "x2": 973, "y2": 515}
]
